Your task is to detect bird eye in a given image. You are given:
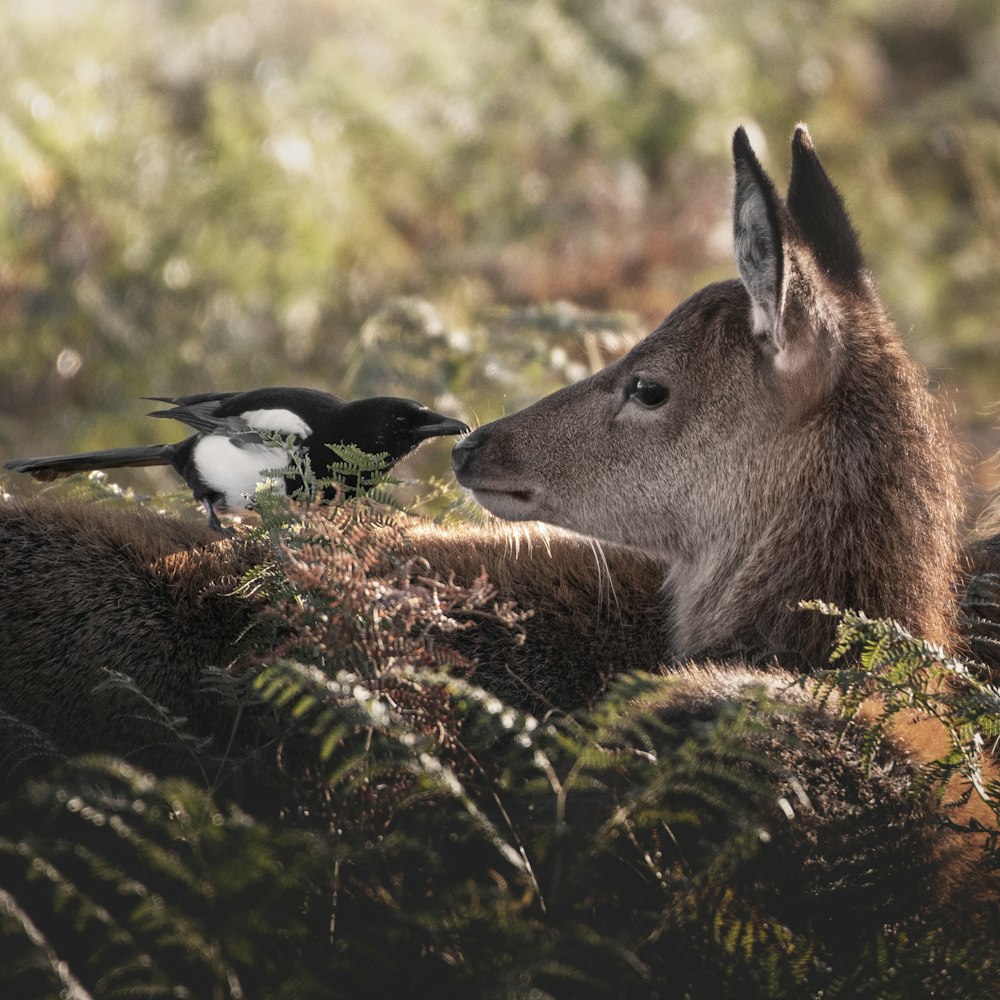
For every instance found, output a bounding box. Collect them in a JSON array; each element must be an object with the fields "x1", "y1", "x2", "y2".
[{"x1": 627, "y1": 377, "x2": 668, "y2": 409}]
